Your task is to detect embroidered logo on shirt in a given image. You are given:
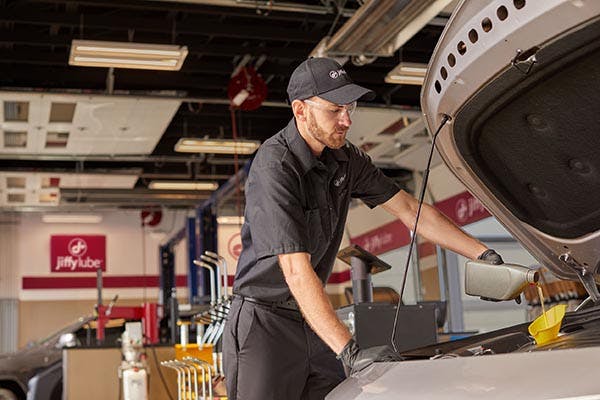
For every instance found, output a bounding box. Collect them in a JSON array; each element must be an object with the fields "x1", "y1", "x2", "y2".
[{"x1": 333, "y1": 174, "x2": 346, "y2": 187}]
